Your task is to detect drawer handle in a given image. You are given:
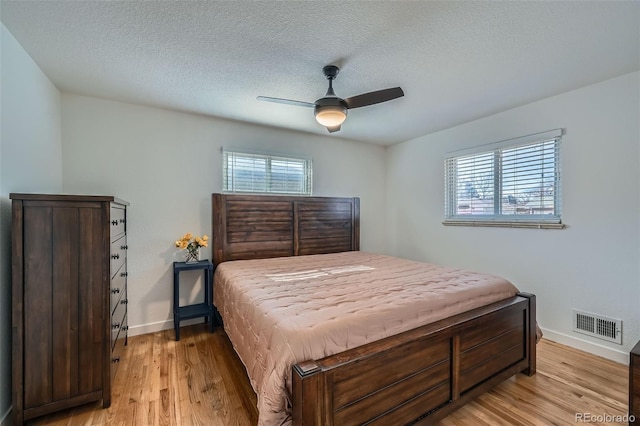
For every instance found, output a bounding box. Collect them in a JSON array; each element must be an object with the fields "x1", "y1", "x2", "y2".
[
  {"x1": 111, "y1": 288, "x2": 120, "y2": 294},
  {"x1": 119, "y1": 218, "x2": 125, "y2": 224},
  {"x1": 120, "y1": 299, "x2": 128, "y2": 305},
  {"x1": 111, "y1": 253, "x2": 120, "y2": 260},
  {"x1": 121, "y1": 245, "x2": 128, "y2": 250},
  {"x1": 111, "y1": 220, "x2": 118, "y2": 226},
  {"x1": 112, "y1": 356, "x2": 120, "y2": 363},
  {"x1": 122, "y1": 326, "x2": 129, "y2": 331},
  {"x1": 120, "y1": 272, "x2": 128, "y2": 277},
  {"x1": 112, "y1": 322, "x2": 120, "y2": 329}
]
